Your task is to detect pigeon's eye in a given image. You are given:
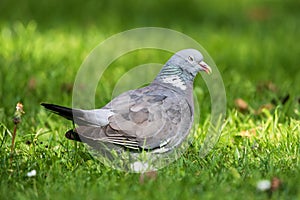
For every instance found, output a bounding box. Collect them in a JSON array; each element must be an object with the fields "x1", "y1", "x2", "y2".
[{"x1": 188, "y1": 56, "x2": 194, "y2": 62}]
